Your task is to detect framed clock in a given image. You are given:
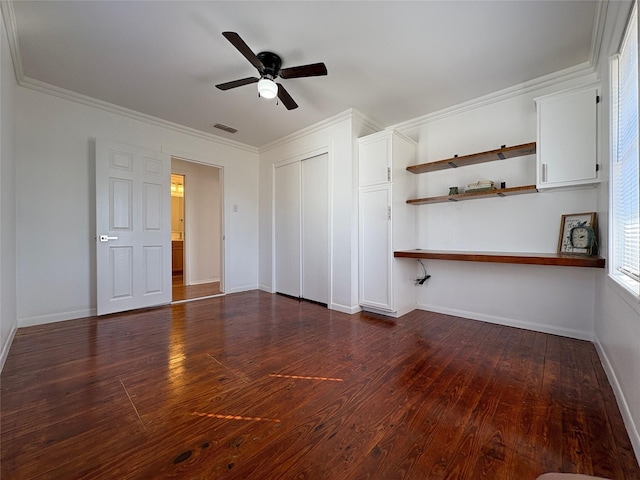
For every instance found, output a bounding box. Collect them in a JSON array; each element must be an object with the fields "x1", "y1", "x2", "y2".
[{"x1": 557, "y1": 212, "x2": 597, "y2": 255}]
